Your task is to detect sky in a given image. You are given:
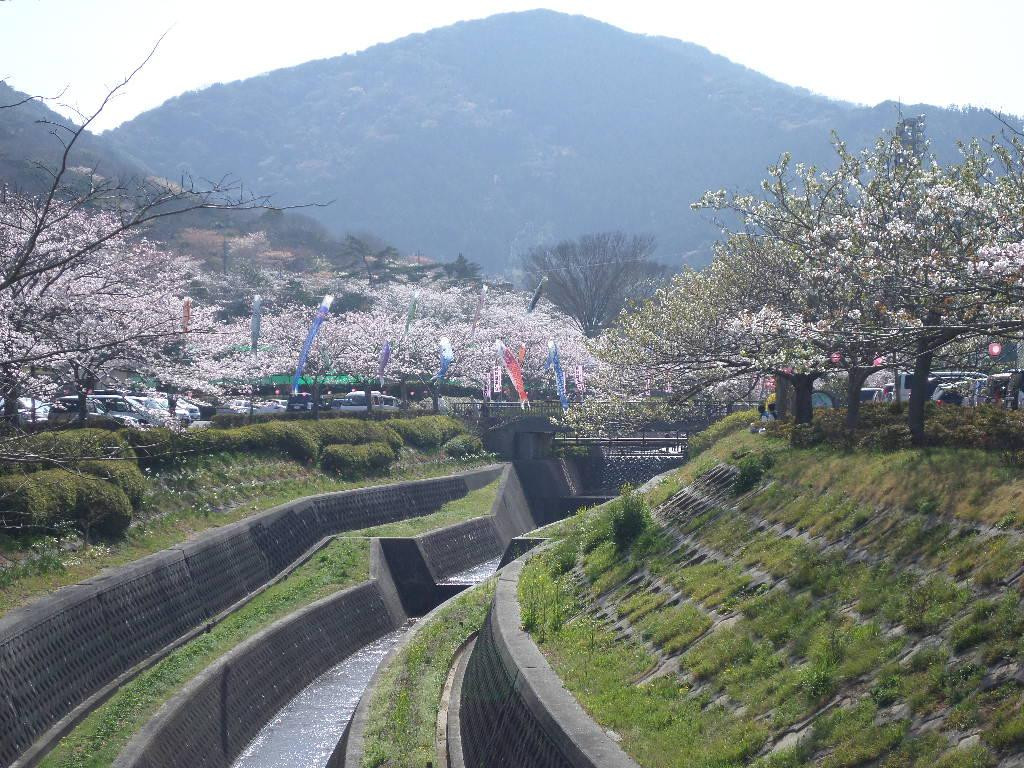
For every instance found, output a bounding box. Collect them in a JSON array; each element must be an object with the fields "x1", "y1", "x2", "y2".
[{"x1": 1, "y1": 0, "x2": 1021, "y2": 132}]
